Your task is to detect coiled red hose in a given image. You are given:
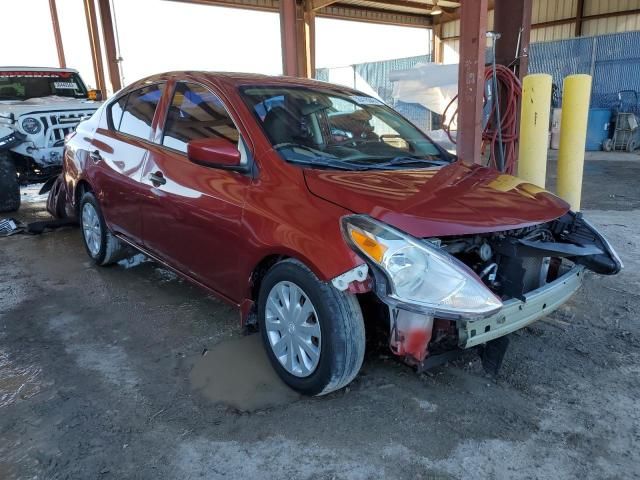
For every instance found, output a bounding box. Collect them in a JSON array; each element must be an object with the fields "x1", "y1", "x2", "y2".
[{"x1": 443, "y1": 65, "x2": 522, "y2": 174}]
